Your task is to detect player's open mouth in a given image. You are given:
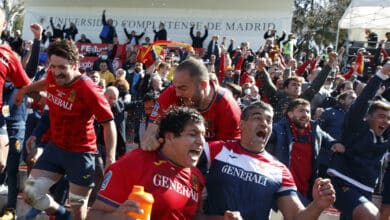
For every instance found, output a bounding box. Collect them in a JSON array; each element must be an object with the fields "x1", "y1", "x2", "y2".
[{"x1": 256, "y1": 130, "x2": 266, "y2": 138}]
